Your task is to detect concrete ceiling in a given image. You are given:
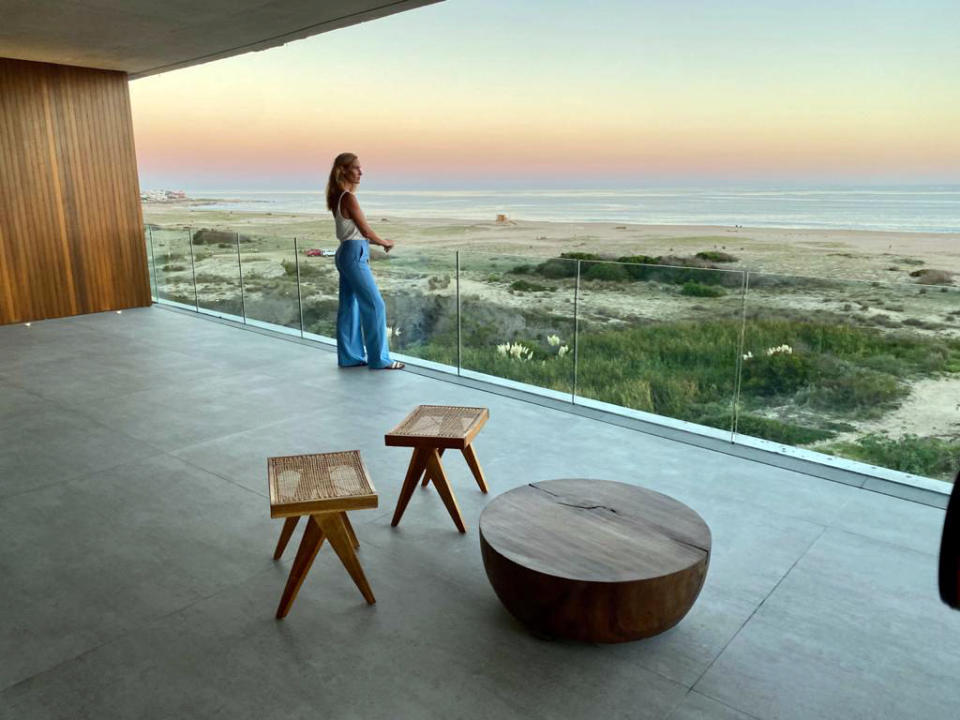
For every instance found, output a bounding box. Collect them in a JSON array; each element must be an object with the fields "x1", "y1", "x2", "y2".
[{"x1": 0, "y1": 0, "x2": 441, "y2": 78}]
